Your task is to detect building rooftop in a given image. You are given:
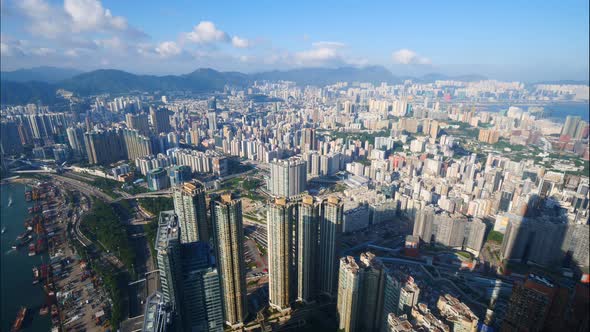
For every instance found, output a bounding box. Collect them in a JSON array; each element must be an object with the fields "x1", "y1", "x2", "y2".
[
  {"x1": 142, "y1": 292, "x2": 169, "y2": 332},
  {"x1": 155, "y1": 210, "x2": 178, "y2": 251}
]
